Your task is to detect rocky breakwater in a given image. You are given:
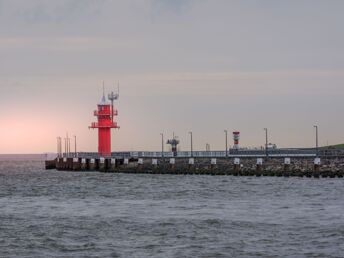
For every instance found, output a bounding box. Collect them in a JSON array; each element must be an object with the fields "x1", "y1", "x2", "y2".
[{"x1": 113, "y1": 157, "x2": 344, "y2": 178}]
